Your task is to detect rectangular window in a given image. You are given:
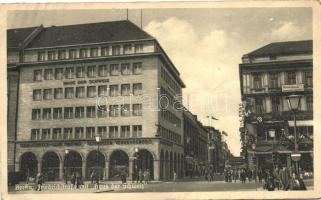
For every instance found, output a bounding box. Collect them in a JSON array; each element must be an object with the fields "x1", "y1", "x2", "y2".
[
  {"x1": 121, "y1": 104, "x2": 130, "y2": 117},
  {"x1": 42, "y1": 108, "x2": 52, "y2": 120},
  {"x1": 253, "y1": 73, "x2": 262, "y2": 89},
  {"x1": 69, "y1": 49, "x2": 77, "y2": 59},
  {"x1": 286, "y1": 71, "x2": 296, "y2": 85},
  {"x1": 112, "y1": 45, "x2": 121, "y2": 55},
  {"x1": 121, "y1": 84, "x2": 130, "y2": 96},
  {"x1": 109, "y1": 85, "x2": 119, "y2": 97},
  {"x1": 58, "y1": 50, "x2": 66, "y2": 60},
  {"x1": 133, "y1": 104, "x2": 142, "y2": 116},
  {"x1": 123, "y1": 44, "x2": 132, "y2": 54},
  {"x1": 75, "y1": 127, "x2": 84, "y2": 139},
  {"x1": 133, "y1": 83, "x2": 142, "y2": 95},
  {"x1": 121, "y1": 63, "x2": 131, "y2": 75},
  {"x1": 65, "y1": 67, "x2": 74, "y2": 79},
  {"x1": 47, "y1": 51, "x2": 56, "y2": 61},
  {"x1": 31, "y1": 129, "x2": 40, "y2": 140},
  {"x1": 75, "y1": 107, "x2": 85, "y2": 118},
  {"x1": 54, "y1": 88, "x2": 63, "y2": 99},
  {"x1": 134, "y1": 44, "x2": 144, "y2": 53},
  {"x1": 87, "y1": 86, "x2": 96, "y2": 98},
  {"x1": 76, "y1": 66, "x2": 86, "y2": 78},
  {"x1": 307, "y1": 95, "x2": 313, "y2": 111},
  {"x1": 38, "y1": 52, "x2": 46, "y2": 61},
  {"x1": 98, "y1": 65, "x2": 108, "y2": 77},
  {"x1": 41, "y1": 129, "x2": 51, "y2": 140},
  {"x1": 110, "y1": 64, "x2": 120, "y2": 76},
  {"x1": 109, "y1": 126, "x2": 118, "y2": 138},
  {"x1": 120, "y1": 126, "x2": 130, "y2": 138},
  {"x1": 109, "y1": 105, "x2": 119, "y2": 117},
  {"x1": 32, "y1": 109, "x2": 41, "y2": 120},
  {"x1": 79, "y1": 48, "x2": 88, "y2": 58},
  {"x1": 101, "y1": 46, "x2": 109, "y2": 56},
  {"x1": 65, "y1": 87, "x2": 74, "y2": 99},
  {"x1": 34, "y1": 69, "x2": 42, "y2": 81},
  {"x1": 97, "y1": 105, "x2": 107, "y2": 118},
  {"x1": 304, "y1": 71, "x2": 313, "y2": 87},
  {"x1": 53, "y1": 107, "x2": 63, "y2": 119},
  {"x1": 133, "y1": 125, "x2": 142, "y2": 138},
  {"x1": 44, "y1": 69, "x2": 53, "y2": 80},
  {"x1": 86, "y1": 127, "x2": 95, "y2": 139},
  {"x1": 64, "y1": 107, "x2": 73, "y2": 119},
  {"x1": 269, "y1": 72, "x2": 279, "y2": 88},
  {"x1": 76, "y1": 87, "x2": 85, "y2": 98},
  {"x1": 98, "y1": 85, "x2": 108, "y2": 97},
  {"x1": 271, "y1": 96, "x2": 280, "y2": 112},
  {"x1": 52, "y1": 128, "x2": 61, "y2": 140},
  {"x1": 90, "y1": 48, "x2": 98, "y2": 57},
  {"x1": 255, "y1": 98, "x2": 264, "y2": 114},
  {"x1": 98, "y1": 126, "x2": 107, "y2": 138},
  {"x1": 55, "y1": 68, "x2": 64, "y2": 80},
  {"x1": 63, "y1": 128, "x2": 73, "y2": 139},
  {"x1": 87, "y1": 65, "x2": 96, "y2": 78},
  {"x1": 86, "y1": 106, "x2": 96, "y2": 118},
  {"x1": 43, "y1": 89, "x2": 53, "y2": 100},
  {"x1": 133, "y1": 62, "x2": 142, "y2": 75},
  {"x1": 33, "y1": 89, "x2": 42, "y2": 101}
]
